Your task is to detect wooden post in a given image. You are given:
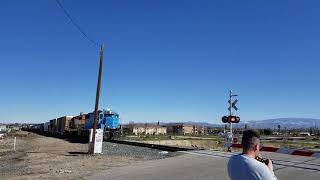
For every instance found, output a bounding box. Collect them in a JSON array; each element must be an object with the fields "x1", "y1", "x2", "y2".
[
  {"x1": 90, "y1": 45, "x2": 104, "y2": 154},
  {"x1": 14, "y1": 137, "x2": 16, "y2": 151}
]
